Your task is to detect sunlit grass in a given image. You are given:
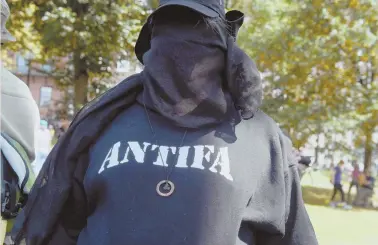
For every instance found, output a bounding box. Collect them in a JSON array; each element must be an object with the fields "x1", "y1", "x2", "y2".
[{"x1": 306, "y1": 205, "x2": 378, "y2": 245}]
